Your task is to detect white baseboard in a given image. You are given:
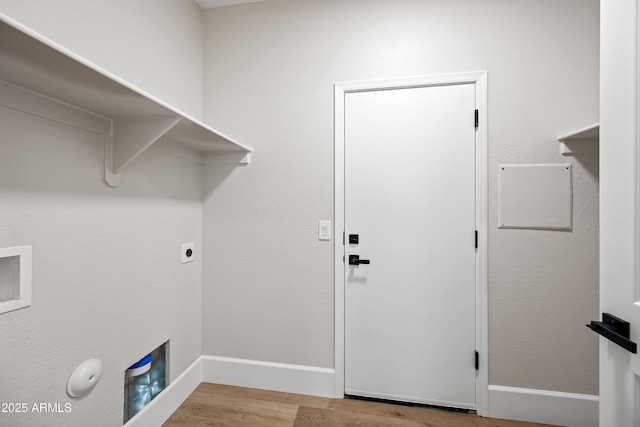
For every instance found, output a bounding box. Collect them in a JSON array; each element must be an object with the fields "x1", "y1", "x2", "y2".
[
  {"x1": 488, "y1": 385, "x2": 599, "y2": 427},
  {"x1": 127, "y1": 361, "x2": 598, "y2": 427},
  {"x1": 201, "y1": 355, "x2": 336, "y2": 398},
  {"x1": 123, "y1": 355, "x2": 336, "y2": 426},
  {"x1": 124, "y1": 357, "x2": 202, "y2": 427}
]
